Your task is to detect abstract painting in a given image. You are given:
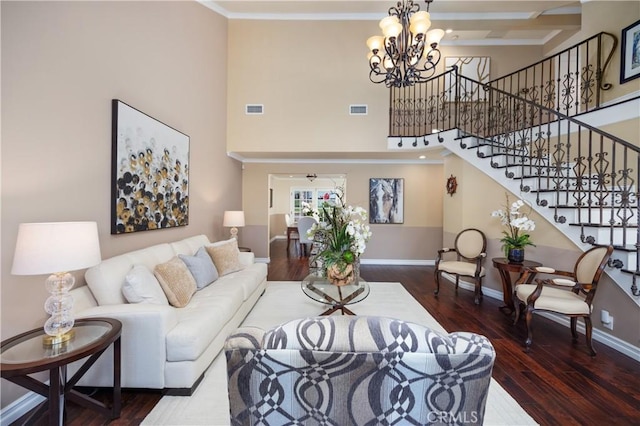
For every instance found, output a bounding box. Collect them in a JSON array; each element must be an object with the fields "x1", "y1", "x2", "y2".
[
  {"x1": 369, "y1": 178, "x2": 404, "y2": 224},
  {"x1": 621, "y1": 19, "x2": 640, "y2": 84},
  {"x1": 111, "y1": 99, "x2": 189, "y2": 234},
  {"x1": 445, "y1": 56, "x2": 491, "y2": 98}
]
